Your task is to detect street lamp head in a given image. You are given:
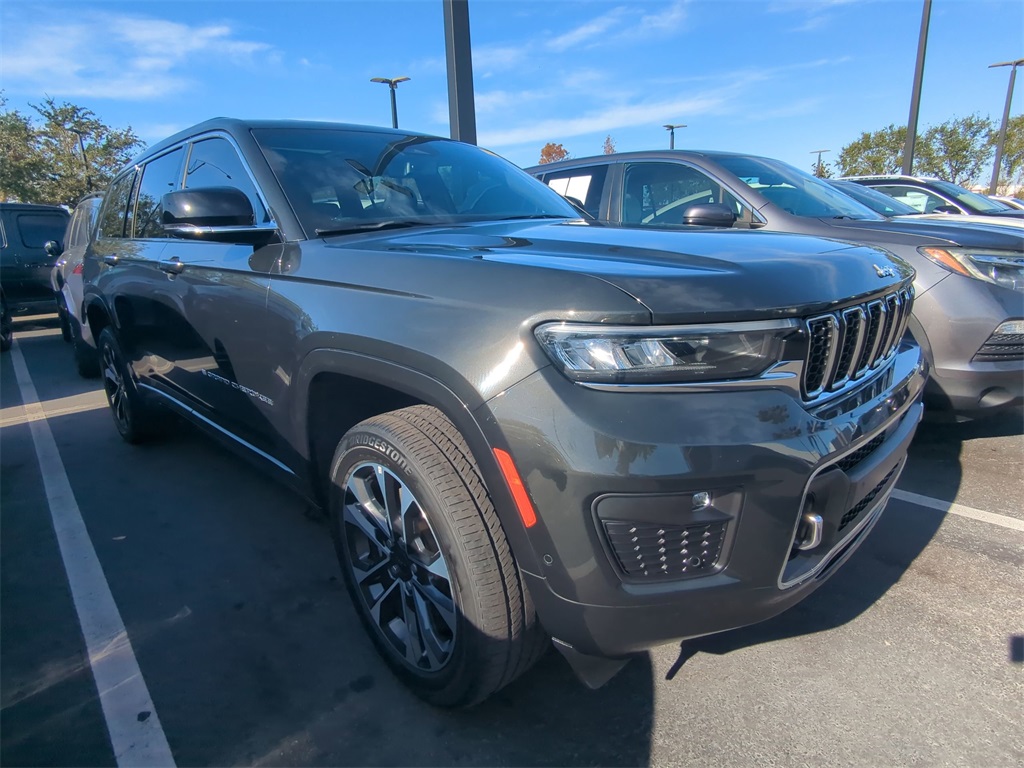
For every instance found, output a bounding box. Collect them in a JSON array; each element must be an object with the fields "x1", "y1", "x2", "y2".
[
  {"x1": 371, "y1": 76, "x2": 411, "y2": 87},
  {"x1": 989, "y1": 58, "x2": 1024, "y2": 69},
  {"x1": 663, "y1": 123, "x2": 687, "y2": 130}
]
